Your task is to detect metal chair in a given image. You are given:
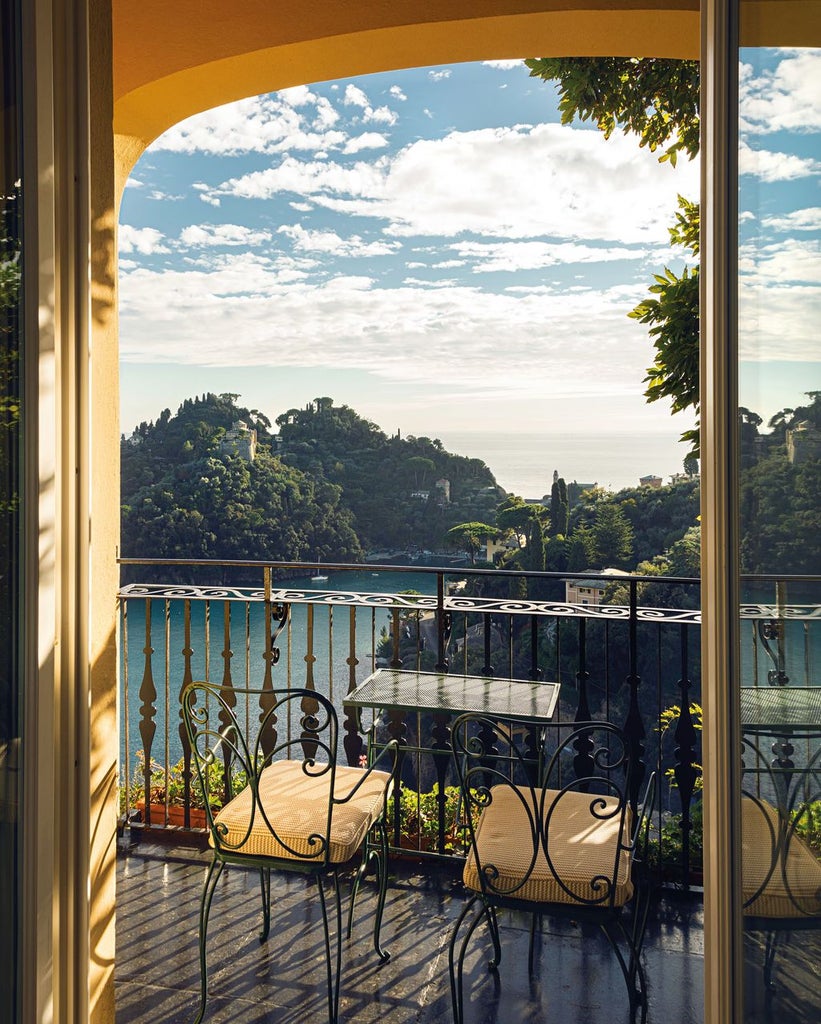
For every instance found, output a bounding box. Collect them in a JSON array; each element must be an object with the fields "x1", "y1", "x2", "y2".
[
  {"x1": 741, "y1": 734, "x2": 821, "y2": 990},
  {"x1": 181, "y1": 680, "x2": 398, "y2": 1024},
  {"x1": 449, "y1": 717, "x2": 655, "y2": 1024}
]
